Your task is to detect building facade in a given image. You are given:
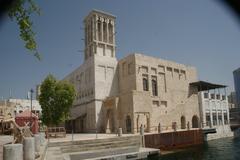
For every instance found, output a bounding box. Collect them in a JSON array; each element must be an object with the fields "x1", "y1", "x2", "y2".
[
  {"x1": 64, "y1": 10, "x2": 202, "y2": 134},
  {"x1": 8, "y1": 99, "x2": 42, "y2": 117},
  {"x1": 0, "y1": 100, "x2": 15, "y2": 120},
  {"x1": 198, "y1": 89, "x2": 233, "y2": 140},
  {"x1": 233, "y1": 68, "x2": 240, "y2": 108}
]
